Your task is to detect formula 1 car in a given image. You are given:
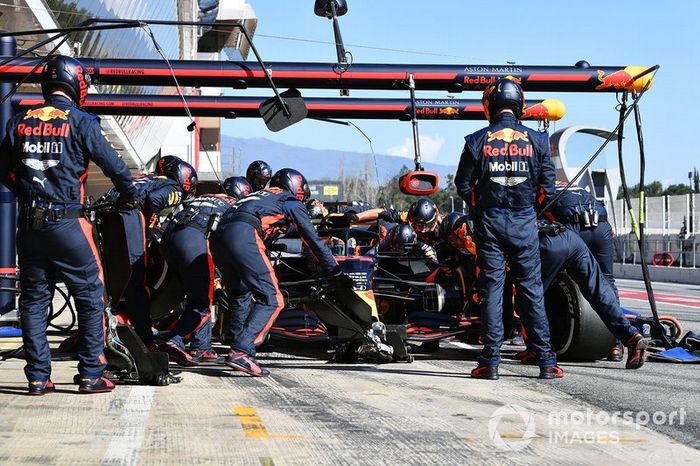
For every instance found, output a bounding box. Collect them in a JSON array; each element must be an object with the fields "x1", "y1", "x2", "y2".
[
  {"x1": 262, "y1": 227, "x2": 412, "y2": 363},
  {"x1": 372, "y1": 245, "x2": 483, "y2": 350},
  {"x1": 259, "y1": 225, "x2": 507, "y2": 353},
  {"x1": 261, "y1": 220, "x2": 624, "y2": 362}
]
